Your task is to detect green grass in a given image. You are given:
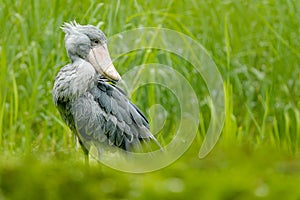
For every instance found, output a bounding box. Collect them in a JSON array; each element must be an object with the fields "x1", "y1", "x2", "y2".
[{"x1": 0, "y1": 0, "x2": 300, "y2": 199}]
